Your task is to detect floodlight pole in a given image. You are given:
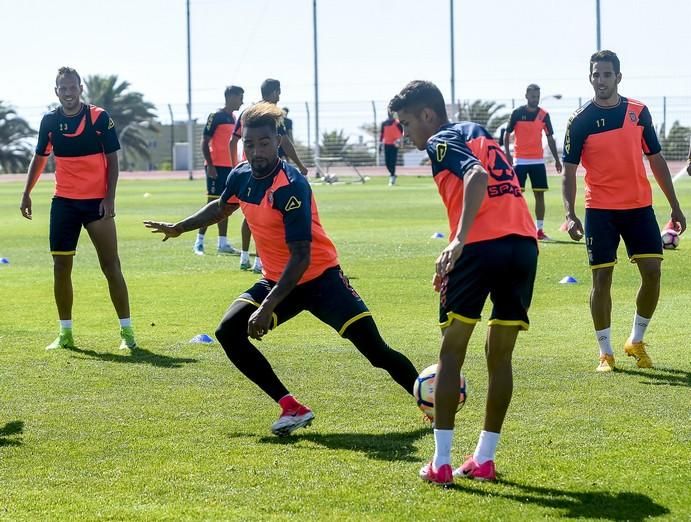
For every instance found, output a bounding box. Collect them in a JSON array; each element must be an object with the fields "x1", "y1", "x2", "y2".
[
  {"x1": 450, "y1": 0, "x2": 456, "y2": 121},
  {"x1": 372, "y1": 101, "x2": 379, "y2": 167},
  {"x1": 595, "y1": 0, "x2": 602, "y2": 50},
  {"x1": 313, "y1": 0, "x2": 320, "y2": 174},
  {"x1": 186, "y1": 0, "x2": 194, "y2": 180}
]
